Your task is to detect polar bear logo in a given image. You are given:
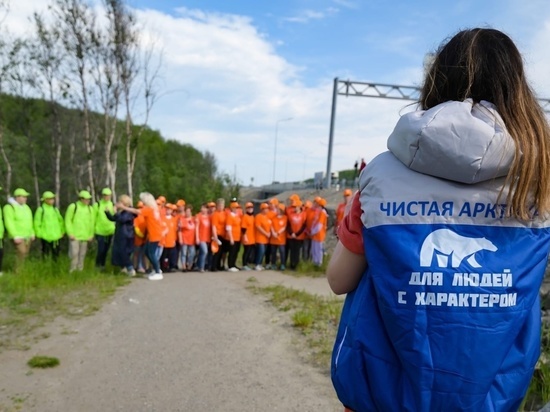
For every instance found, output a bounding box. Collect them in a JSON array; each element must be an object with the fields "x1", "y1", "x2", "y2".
[{"x1": 419, "y1": 229, "x2": 497, "y2": 268}]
